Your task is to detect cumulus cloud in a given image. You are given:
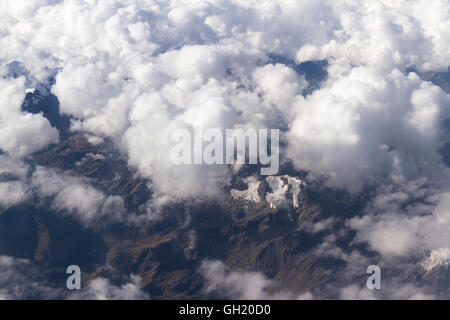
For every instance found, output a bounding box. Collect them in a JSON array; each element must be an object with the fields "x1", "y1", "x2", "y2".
[
  {"x1": 1, "y1": 0, "x2": 448, "y2": 199},
  {"x1": 0, "y1": 255, "x2": 63, "y2": 300},
  {"x1": 348, "y1": 178, "x2": 450, "y2": 257},
  {"x1": 295, "y1": 0, "x2": 450, "y2": 73},
  {"x1": 0, "y1": 254, "x2": 147, "y2": 300},
  {"x1": 0, "y1": 155, "x2": 127, "y2": 225},
  {"x1": 339, "y1": 283, "x2": 436, "y2": 300},
  {"x1": 0, "y1": 154, "x2": 30, "y2": 210},
  {"x1": 31, "y1": 166, "x2": 127, "y2": 225},
  {"x1": 0, "y1": 77, "x2": 59, "y2": 158},
  {"x1": 200, "y1": 260, "x2": 313, "y2": 300},
  {"x1": 69, "y1": 275, "x2": 149, "y2": 300},
  {"x1": 0, "y1": 181, "x2": 27, "y2": 211},
  {"x1": 312, "y1": 232, "x2": 442, "y2": 299},
  {"x1": 287, "y1": 67, "x2": 450, "y2": 192}
]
